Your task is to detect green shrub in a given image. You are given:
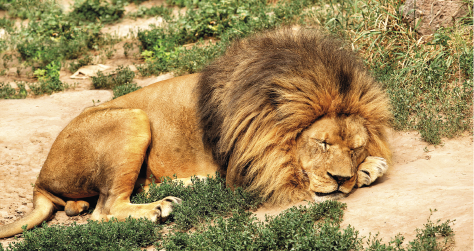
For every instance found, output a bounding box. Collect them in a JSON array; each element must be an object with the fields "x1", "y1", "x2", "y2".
[
  {"x1": 68, "y1": 54, "x2": 93, "y2": 73},
  {"x1": 0, "y1": 0, "x2": 60, "y2": 20},
  {"x1": 16, "y1": 15, "x2": 102, "y2": 67},
  {"x1": 0, "y1": 218, "x2": 160, "y2": 251},
  {"x1": 136, "y1": 0, "x2": 315, "y2": 76},
  {"x1": 112, "y1": 83, "x2": 141, "y2": 99},
  {"x1": 69, "y1": 0, "x2": 124, "y2": 24},
  {"x1": 0, "y1": 81, "x2": 27, "y2": 99},
  {"x1": 132, "y1": 174, "x2": 262, "y2": 231},
  {"x1": 92, "y1": 65, "x2": 136, "y2": 89},
  {"x1": 28, "y1": 61, "x2": 67, "y2": 95},
  {"x1": 128, "y1": 5, "x2": 172, "y2": 19},
  {"x1": 0, "y1": 17, "x2": 14, "y2": 31}
]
